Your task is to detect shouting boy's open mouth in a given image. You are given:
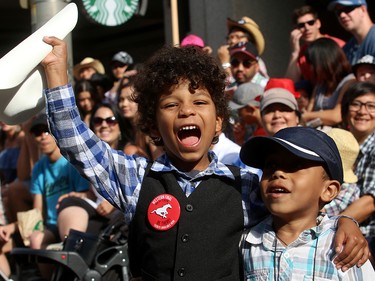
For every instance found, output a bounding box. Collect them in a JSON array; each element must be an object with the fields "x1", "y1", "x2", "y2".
[{"x1": 178, "y1": 125, "x2": 201, "y2": 147}]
